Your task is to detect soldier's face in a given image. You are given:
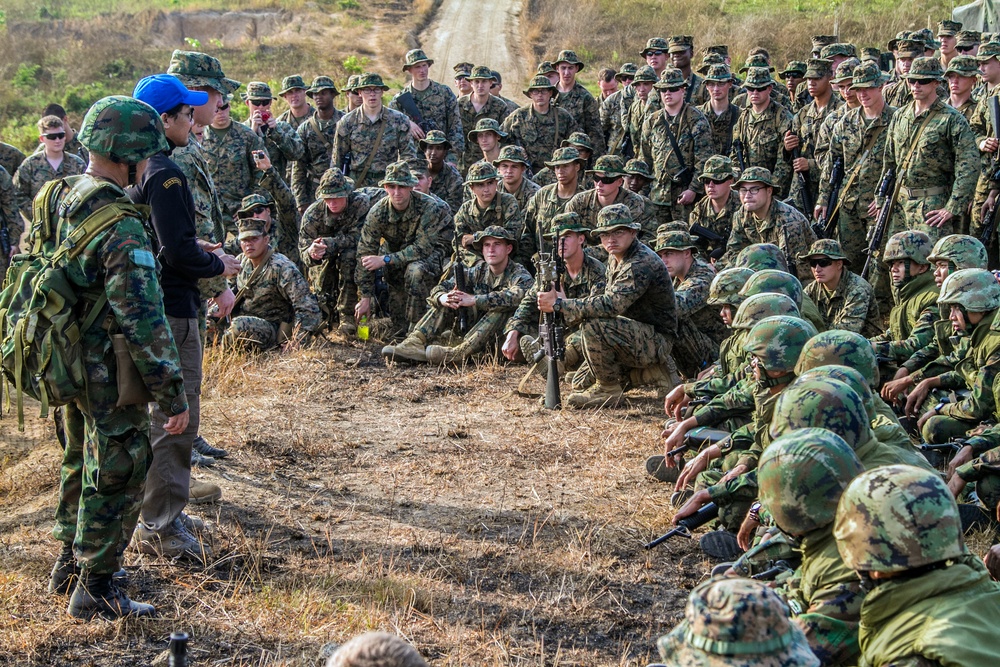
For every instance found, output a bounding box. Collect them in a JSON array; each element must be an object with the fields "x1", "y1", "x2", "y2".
[
  {"x1": 312, "y1": 89, "x2": 336, "y2": 111},
  {"x1": 39, "y1": 125, "x2": 66, "y2": 153},
  {"x1": 424, "y1": 145, "x2": 447, "y2": 165},
  {"x1": 806, "y1": 76, "x2": 830, "y2": 98},
  {"x1": 947, "y1": 73, "x2": 975, "y2": 96},
  {"x1": 645, "y1": 51, "x2": 667, "y2": 71},
  {"x1": 634, "y1": 81, "x2": 654, "y2": 101},
  {"x1": 415, "y1": 172, "x2": 432, "y2": 194},
  {"x1": 408, "y1": 63, "x2": 431, "y2": 82},
  {"x1": 908, "y1": 78, "x2": 937, "y2": 103},
  {"x1": 455, "y1": 77, "x2": 473, "y2": 95},
  {"x1": 599, "y1": 79, "x2": 618, "y2": 97},
  {"x1": 359, "y1": 87, "x2": 383, "y2": 110},
  {"x1": 599, "y1": 227, "x2": 636, "y2": 257},
  {"x1": 481, "y1": 237, "x2": 513, "y2": 266},
  {"x1": 557, "y1": 63, "x2": 577, "y2": 84},
  {"x1": 670, "y1": 49, "x2": 691, "y2": 70},
  {"x1": 385, "y1": 183, "x2": 413, "y2": 210},
  {"x1": 240, "y1": 234, "x2": 268, "y2": 260},
  {"x1": 325, "y1": 197, "x2": 348, "y2": 215},
  {"x1": 212, "y1": 102, "x2": 231, "y2": 128},
  {"x1": 720, "y1": 305, "x2": 733, "y2": 326},
  {"x1": 477, "y1": 132, "x2": 500, "y2": 152},
  {"x1": 934, "y1": 261, "x2": 951, "y2": 286},
  {"x1": 347, "y1": 91, "x2": 362, "y2": 109},
  {"x1": 809, "y1": 257, "x2": 843, "y2": 285},
  {"x1": 738, "y1": 182, "x2": 771, "y2": 213},
  {"x1": 593, "y1": 173, "x2": 622, "y2": 198},
  {"x1": 746, "y1": 85, "x2": 771, "y2": 108},
  {"x1": 980, "y1": 58, "x2": 1000, "y2": 82},
  {"x1": 950, "y1": 305, "x2": 969, "y2": 333},
  {"x1": 497, "y1": 161, "x2": 525, "y2": 185},
  {"x1": 940, "y1": 35, "x2": 957, "y2": 55},
  {"x1": 706, "y1": 81, "x2": 731, "y2": 101},
  {"x1": 624, "y1": 174, "x2": 649, "y2": 192},
  {"x1": 659, "y1": 86, "x2": 685, "y2": 110},
  {"x1": 470, "y1": 179, "x2": 498, "y2": 205},
  {"x1": 854, "y1": 86, "x2": 883, "y2": 109},
  {"x1": 704, "y1": 177, "x2": 732, "y2": 200},
  {"x1": 471, "y1": 79, "x2": 492, "y2": 97},
  {"x1": 281, "y1": 88, "x2": 306, "y2": 109},
  {"x1": 557, "y1": 232, "x2": 585, "y2": 259},
  {"x1": 545, "y1": 72, "x2": 560, "y2": 86},
  {"x1": 785, "y1": 75, "x2": 804, "y2": 93},
  {"x1": 192, "y1": 86, "x2": 222, "y2": 126},
  {"x1": 897, "y1": 57, "x2": 914, "y2": 75},
  {"x1": 659, "y1": 249, "x2": 692, "y2": 277},
  {"x1": 554, "y1": 162, "x2": 580, "y2": 185},
  {"x1": 529, "y1": 89, "x2": 553, "y2": 109}
]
